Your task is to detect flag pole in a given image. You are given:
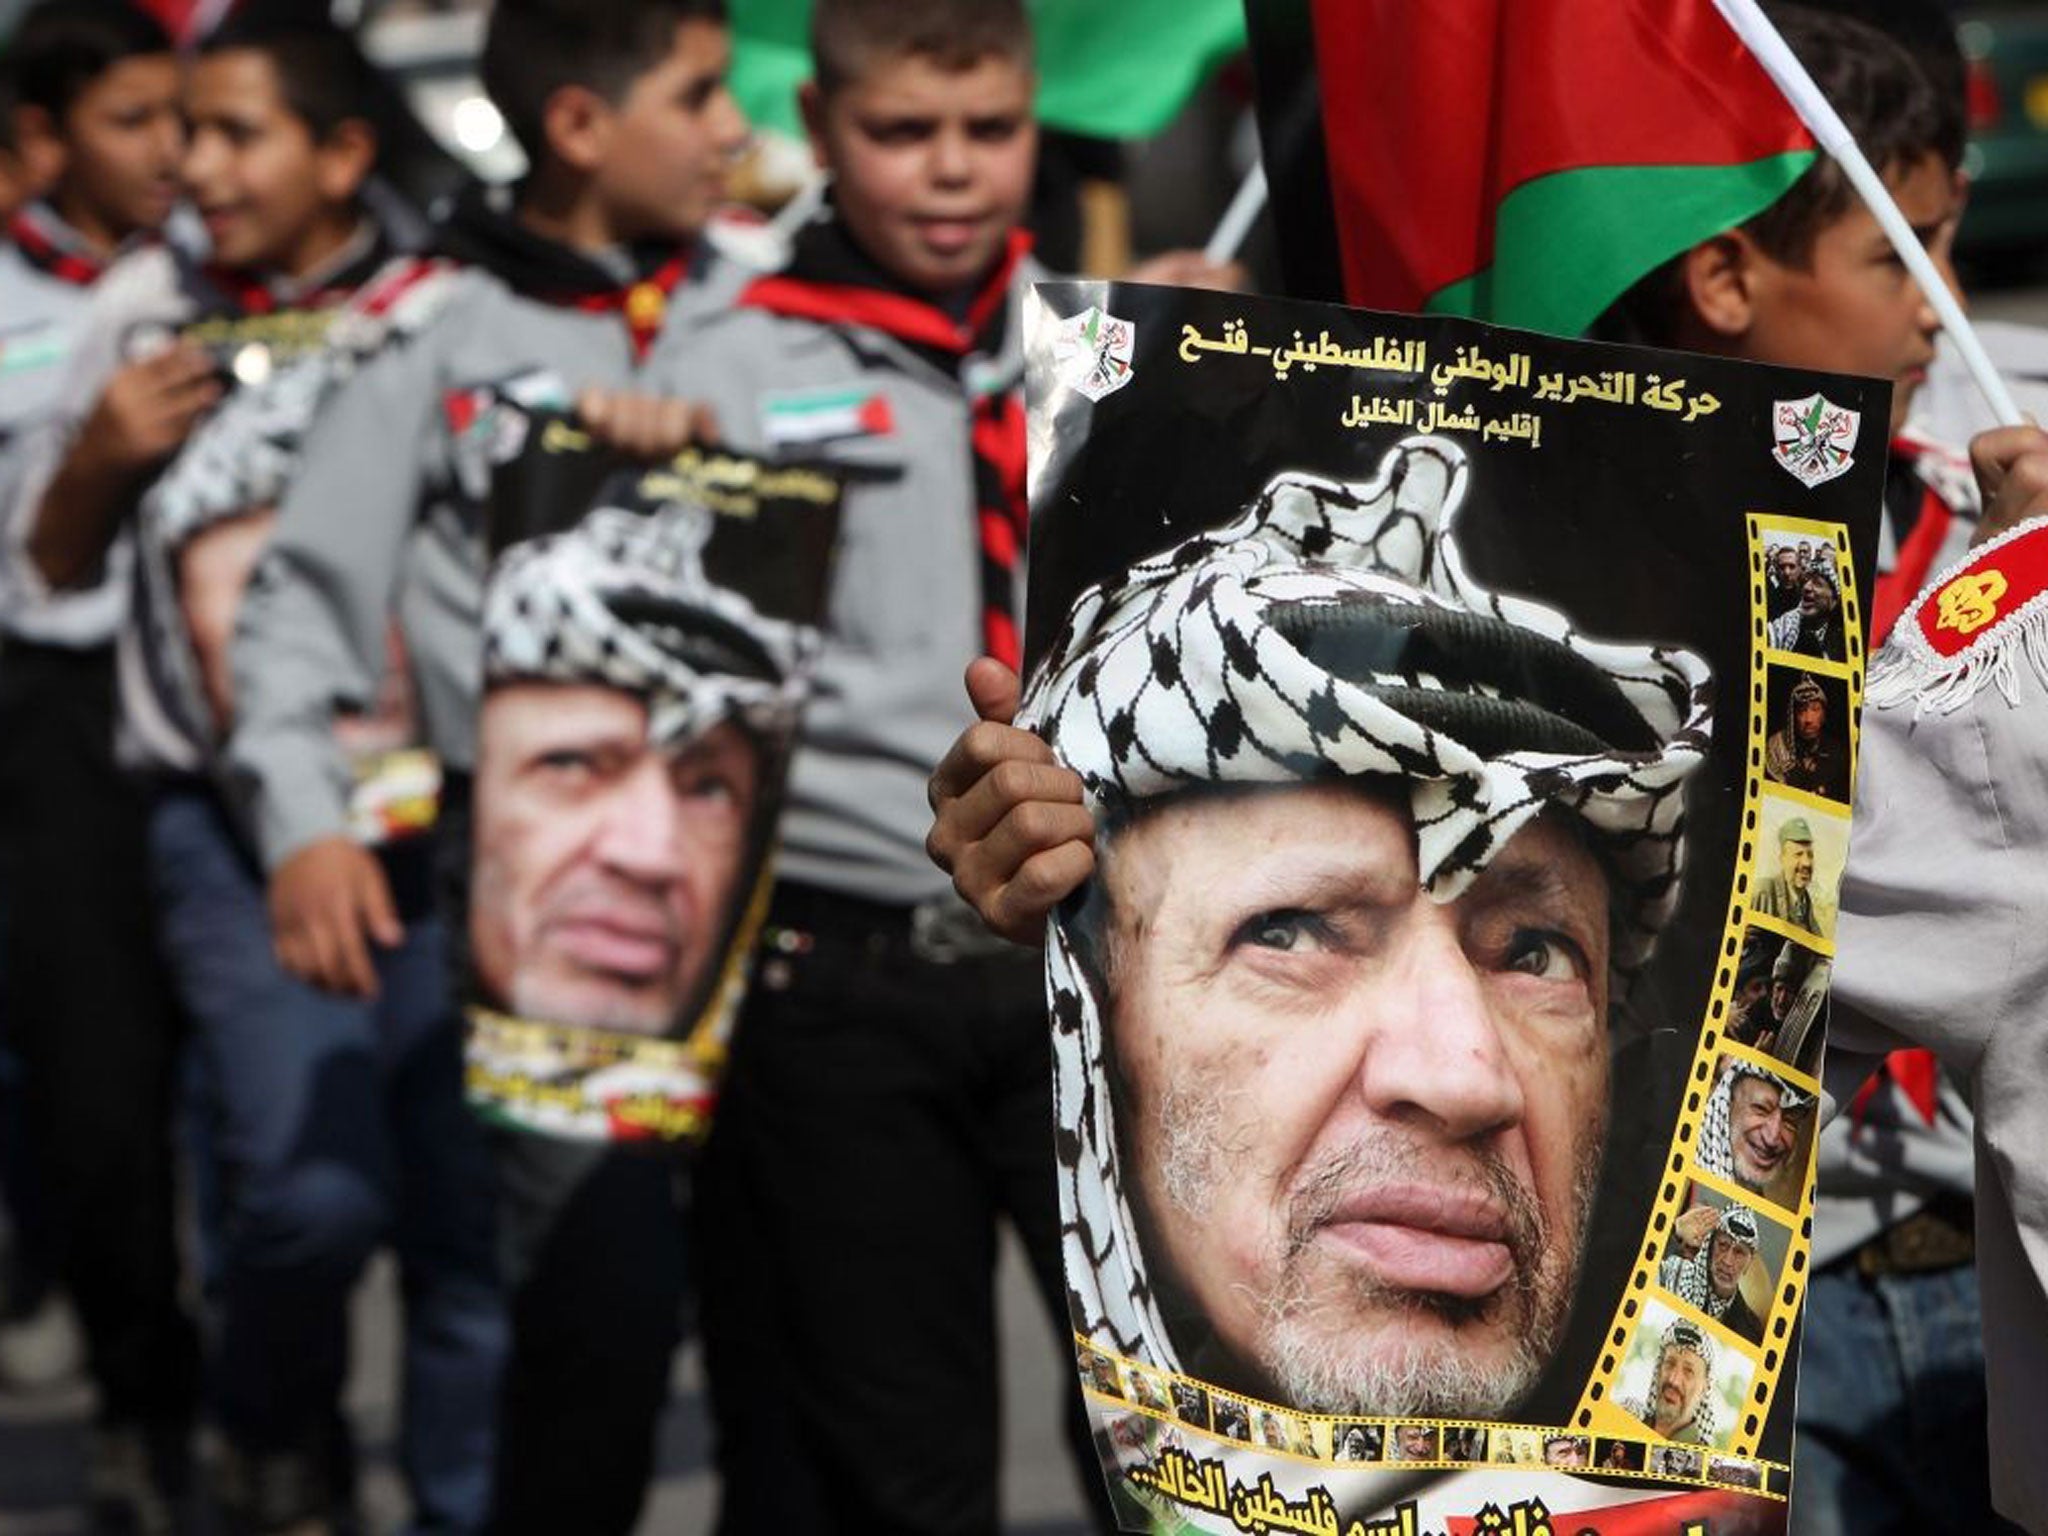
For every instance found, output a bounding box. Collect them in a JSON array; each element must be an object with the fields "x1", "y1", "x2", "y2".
[
  {"x1": 1714, "y1": 0, "x2": 2024, "y2": 427},
  {"x1": 1204, "y1": 162, "x2": 1268, "y2": 265}
]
